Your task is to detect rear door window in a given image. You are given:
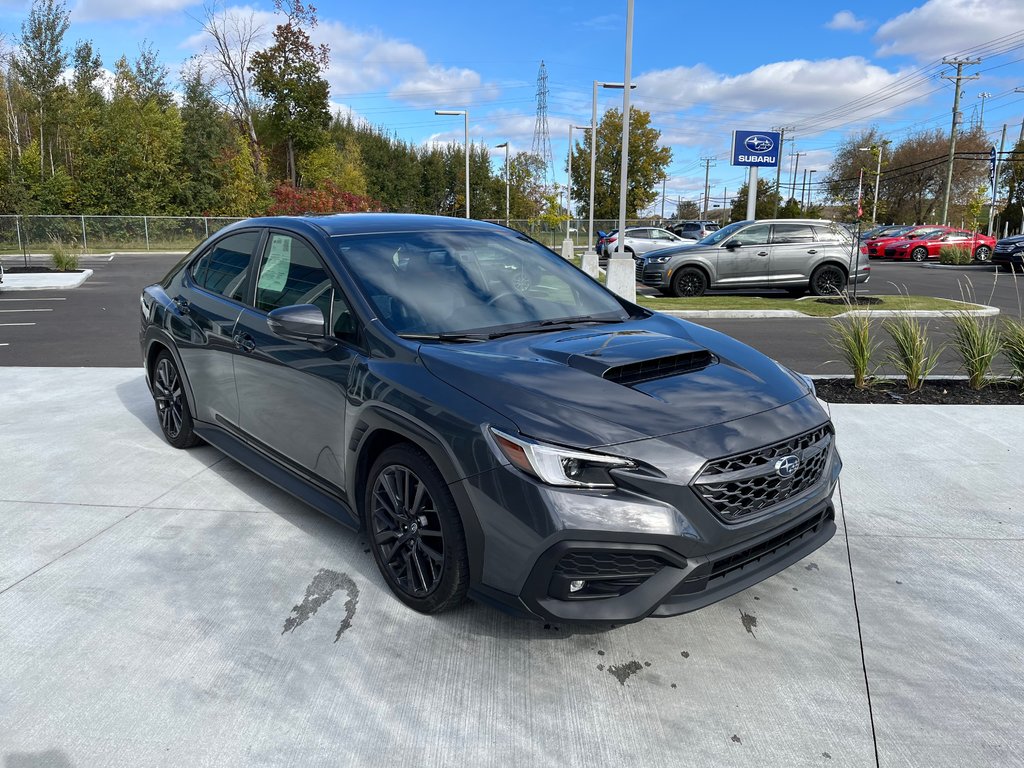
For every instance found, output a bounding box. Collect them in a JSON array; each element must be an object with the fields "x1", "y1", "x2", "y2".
[{"x1": 771, "y1": 223, "x2": 815, "y2": 244}]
